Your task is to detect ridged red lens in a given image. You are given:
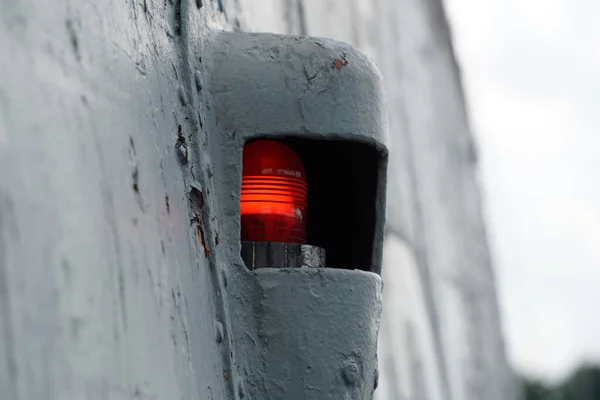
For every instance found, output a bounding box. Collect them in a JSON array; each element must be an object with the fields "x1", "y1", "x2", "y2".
[{"x1": 240, "y1": 140, "x2": 307, "y2": 243}]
